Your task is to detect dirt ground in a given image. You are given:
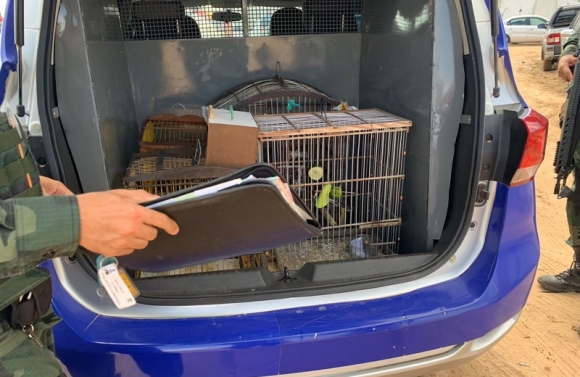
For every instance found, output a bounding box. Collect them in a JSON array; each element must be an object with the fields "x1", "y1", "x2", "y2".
[{"x1": 422, "y1": 45, "x2": 580, "y2": 376}]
